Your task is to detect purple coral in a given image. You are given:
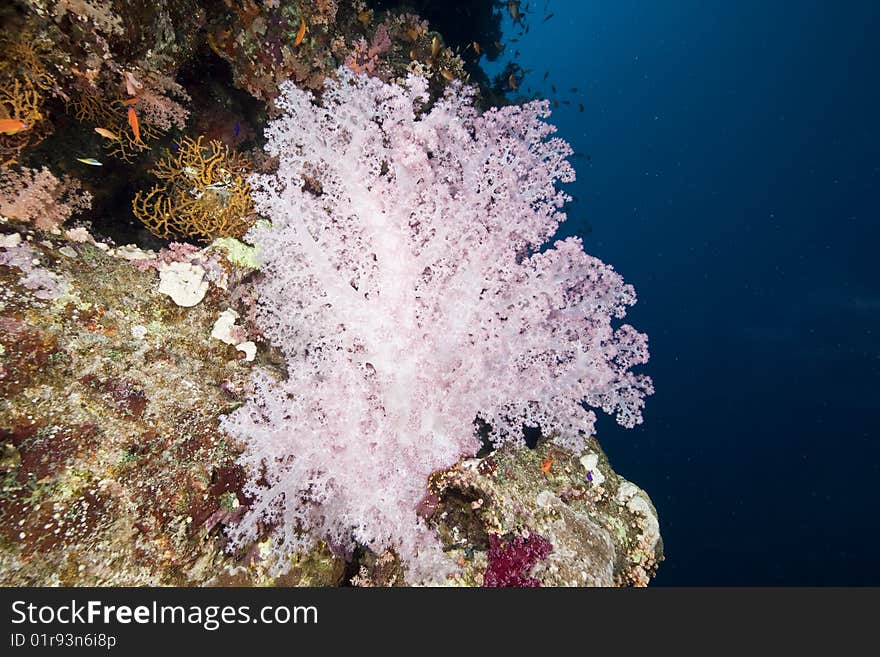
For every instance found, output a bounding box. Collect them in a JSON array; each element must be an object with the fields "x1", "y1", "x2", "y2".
[
  {"x1": 0, "y1": 244, "x2": 69, "y2": 300},
  {"x1": 219, "y1": 68, "x2": 652, "y2": 582},
  {"x1": 484, "y1": 533, "x2": 554, "y2": 587}
]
